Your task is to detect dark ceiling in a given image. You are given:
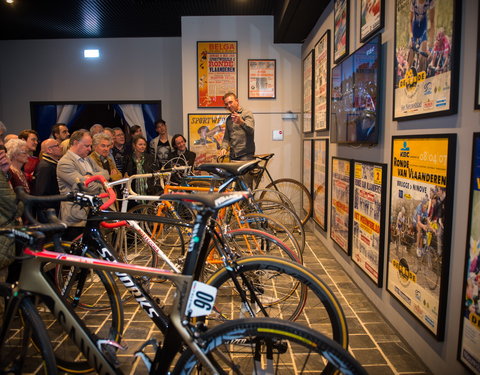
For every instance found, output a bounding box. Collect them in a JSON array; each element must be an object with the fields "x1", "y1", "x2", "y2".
[{"x1": 0, "y1": 0, "x2": 328, "y2": 43}]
